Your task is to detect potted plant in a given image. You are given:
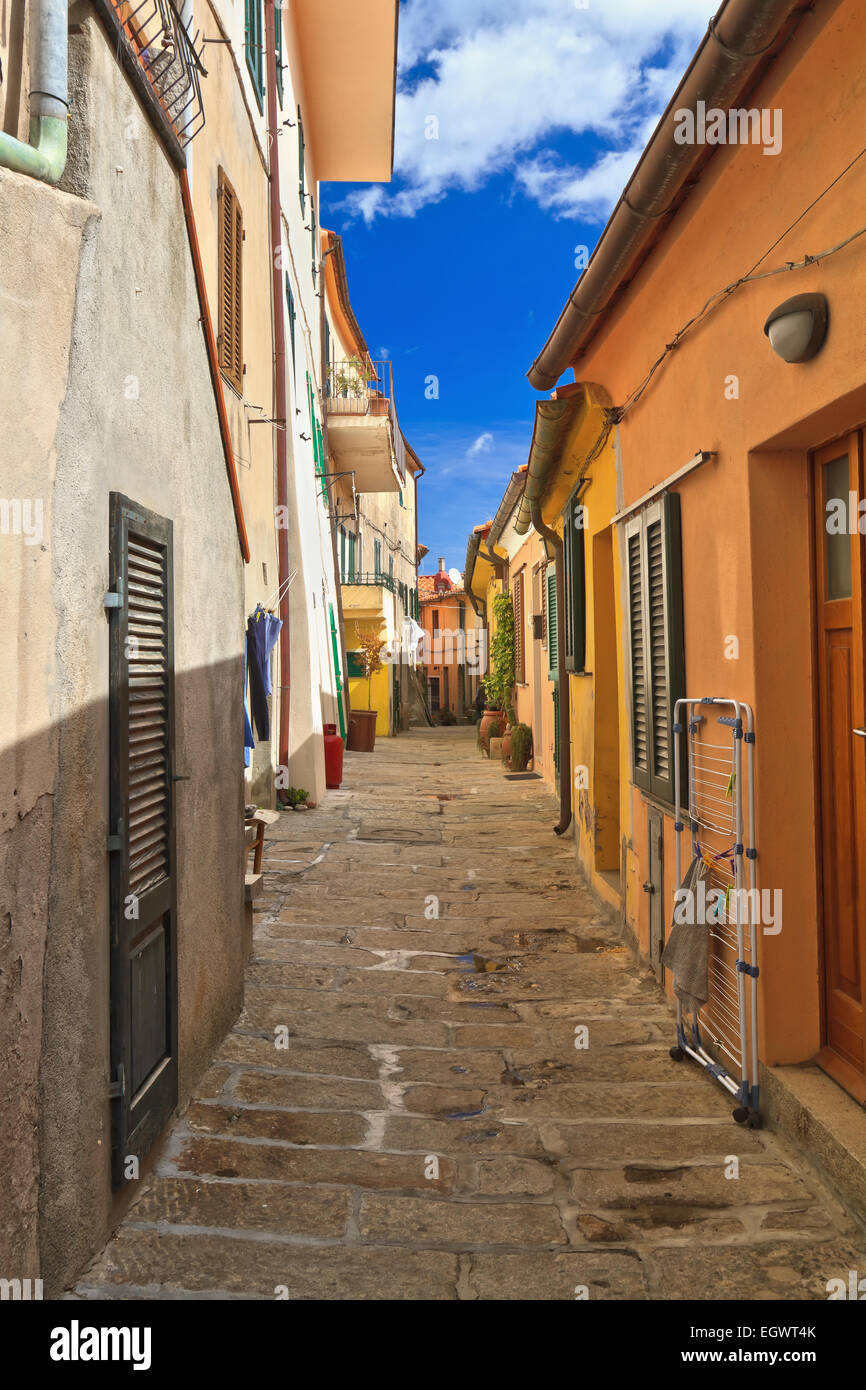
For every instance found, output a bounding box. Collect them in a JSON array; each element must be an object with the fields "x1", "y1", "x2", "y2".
[
  {"x1": 508, "y1": 723, "x2": 533, "y2": 773},
  {"x1": 347, "y1": 623, "x2": 384, "y2": 752},
  {"x1": 481, "y1": 592, "x2": 516, "y2": 754}
]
